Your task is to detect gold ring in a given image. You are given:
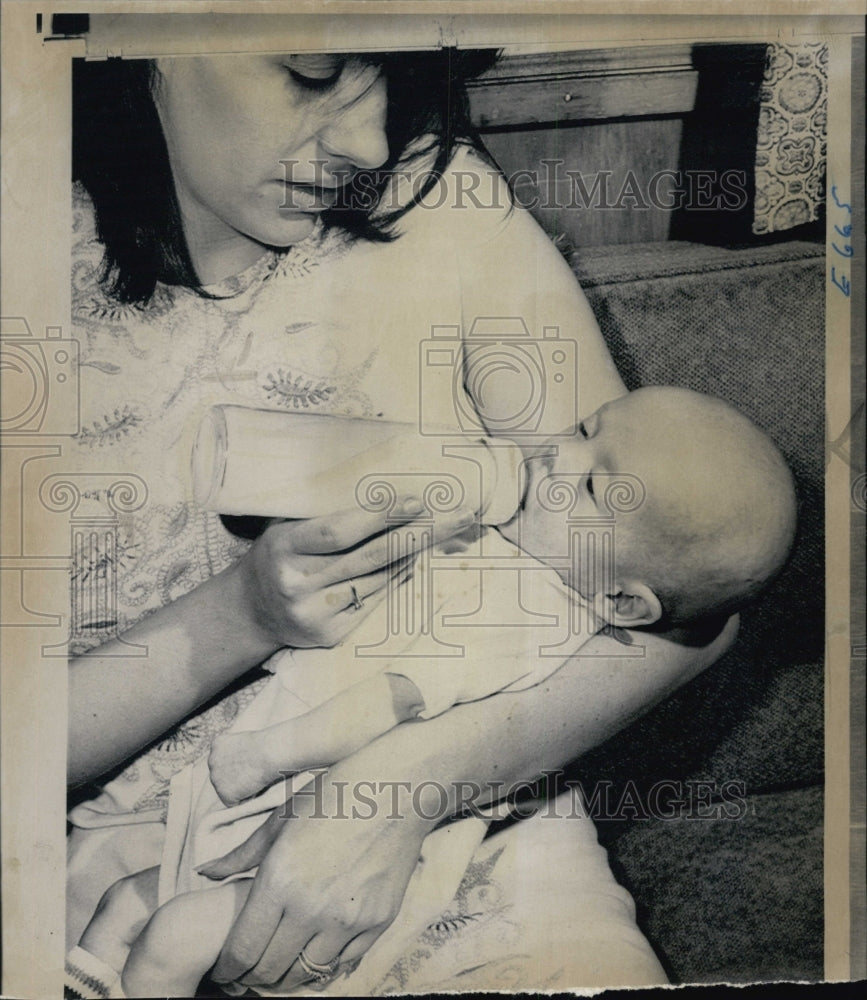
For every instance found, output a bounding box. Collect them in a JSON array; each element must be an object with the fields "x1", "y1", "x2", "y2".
[{"x1": 297, "y1": 948, "x2": 340, "y2": 984}]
